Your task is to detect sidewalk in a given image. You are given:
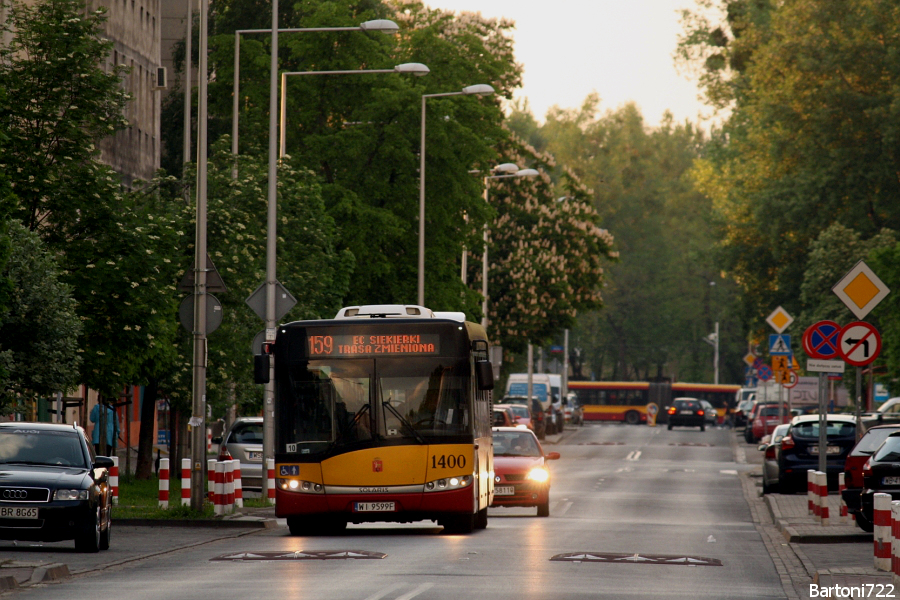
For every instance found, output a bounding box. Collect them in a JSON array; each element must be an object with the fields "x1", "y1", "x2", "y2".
[{"x1": 764, "y1": 493, "x2": 889, "y2": 595}]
